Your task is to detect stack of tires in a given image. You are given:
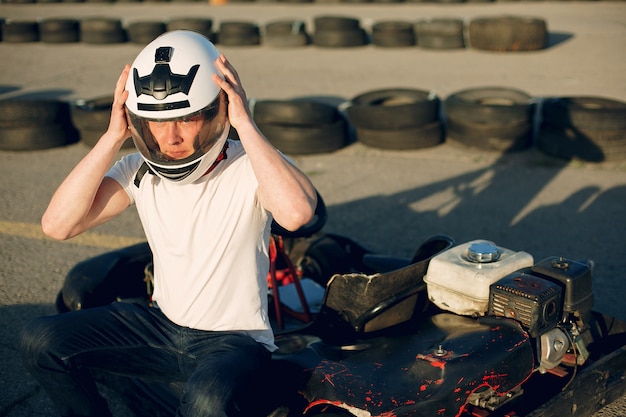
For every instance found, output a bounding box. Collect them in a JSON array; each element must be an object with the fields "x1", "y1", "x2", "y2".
[
  {"x1": 371, "y1": 21, "x2": 416, "y2": 48},
  {"x1": 444, "y1": 87, "x2": 535, "y2": 153},
  {"x1": 313, "y1": 16, "x2": 367, "y2": 48},
  {"x1": 264, "y1": 19, "x2": 310, "y2": 48},
  {"x1": 217, "y1": 21, "x2": 261, "y2": 46},
  {"x1": 80, "y1": 18, "x2": 126, "y2": 44},
  {"x1": 537, "y1": 96, "x2": 626, "y2": 162},
  {"x1": 126, "y1": 20, "x2": 166, "y2": 44},
  {"x1": 70, "y1": 96, "x2": 133, "y2": 148},
  {"x1": 166, "y1": 18, "x2": 214, "y2": 42},
  {"x1": 0, "y1": 99, "x2": 77, "y2": 151},
  {"x1": 39, "y1": 18, "x2": 80, "y2": 43},
  {"x1": 1, "y1": 20, "x2": 40, "y2": 43},
  {"x1": 253, "y1": 99, "x2": 348, "y2": 155},
  {"x1": 468, "y1": 16, "x2": 548, "y2": 52},
  {"x1": 346, "y1": 88, "x2": 443, "y2": 150},
  {"x1": 415, "y1": 18, "x2": 465, "y2": 50}
]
